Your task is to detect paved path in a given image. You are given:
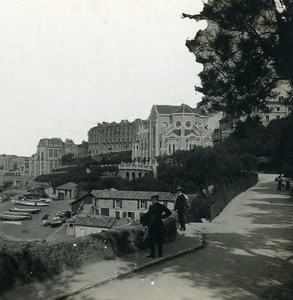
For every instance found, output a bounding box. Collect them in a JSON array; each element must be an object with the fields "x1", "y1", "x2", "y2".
[{"x1": 68, "y1": 174, "x2": 293, "y2": 300}]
